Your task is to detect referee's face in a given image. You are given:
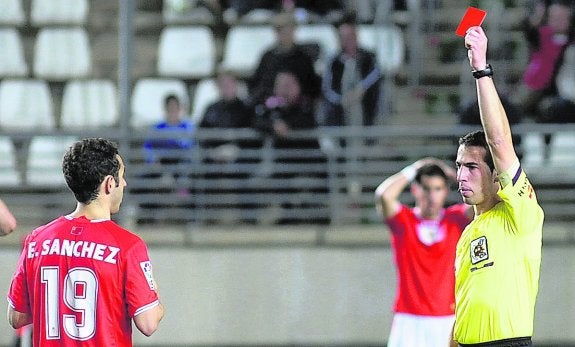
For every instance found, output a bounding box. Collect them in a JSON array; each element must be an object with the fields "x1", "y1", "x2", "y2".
[{"x1": 456, "y1": 145, "x2": 497, "y2": 207}]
